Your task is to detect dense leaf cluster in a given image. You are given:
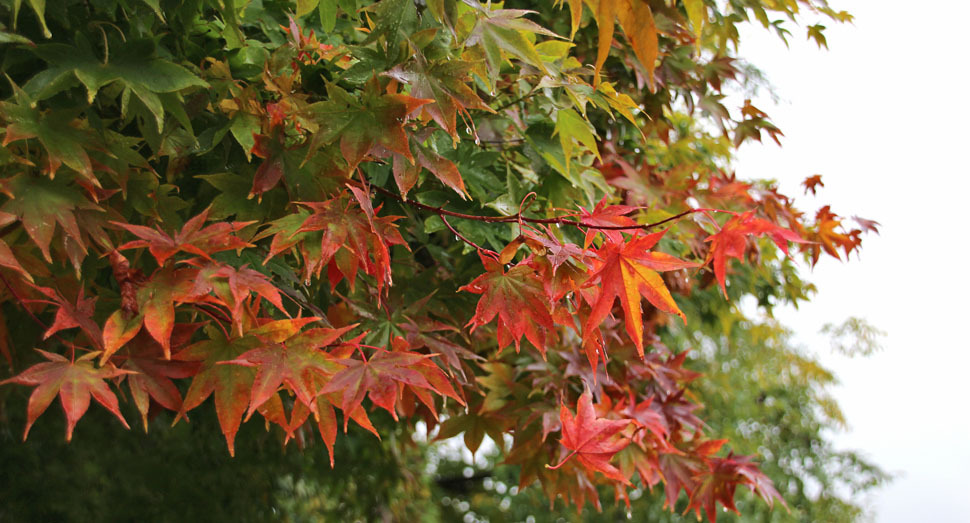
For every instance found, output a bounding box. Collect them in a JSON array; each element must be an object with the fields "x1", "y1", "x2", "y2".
[{"x1": 0, "y1": 0, "x2": 883, "y2": 520}]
